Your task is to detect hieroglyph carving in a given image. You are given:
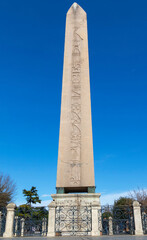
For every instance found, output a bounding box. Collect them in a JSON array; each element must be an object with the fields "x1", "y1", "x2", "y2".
[{"x1": 70, "y1": 27, "x2": 83, "y2": 185}]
